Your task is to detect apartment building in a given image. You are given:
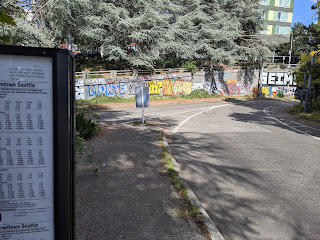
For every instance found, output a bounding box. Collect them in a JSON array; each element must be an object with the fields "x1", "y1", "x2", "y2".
[{"x1": 259, "y1": 0, "x2": 295, "y2": 44}]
